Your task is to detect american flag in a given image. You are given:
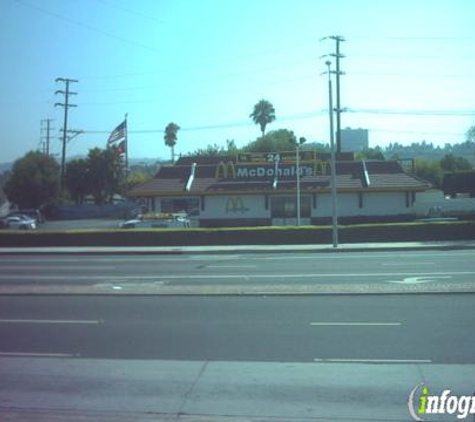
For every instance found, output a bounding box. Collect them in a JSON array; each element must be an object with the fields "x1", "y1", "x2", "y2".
[
  {"x1": 107, "y1": 120, "x2": 127, "y2": 144},
  {"x1": 117, "y1": 140, "x2": 126, "y2": 155}
]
